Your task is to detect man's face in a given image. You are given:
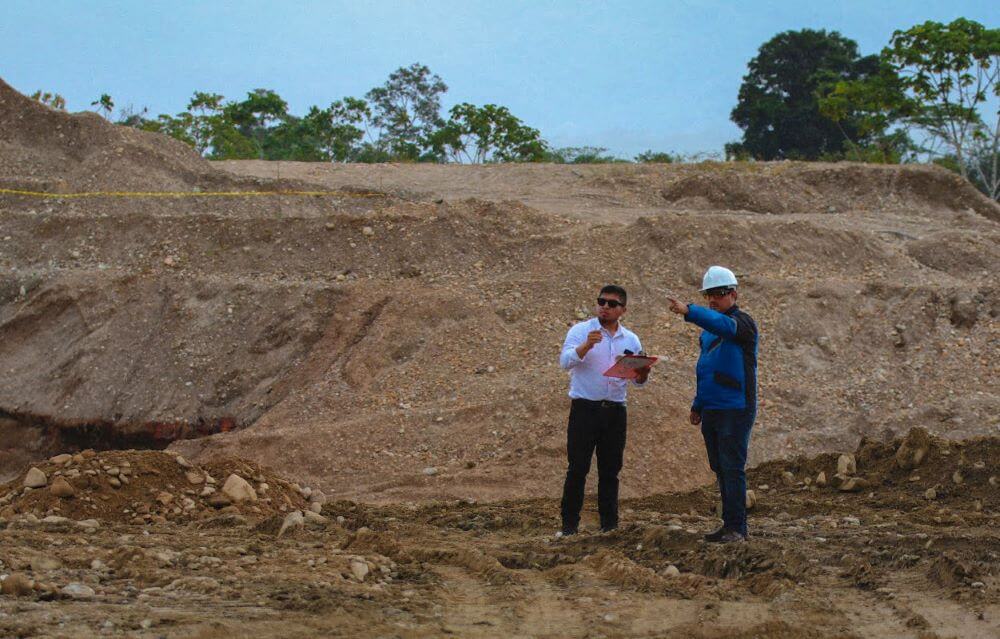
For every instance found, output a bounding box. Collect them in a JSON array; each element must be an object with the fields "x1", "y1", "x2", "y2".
[
  {"x1": 704, "y1": 288, "x2": 737, "y2": 312},
  {"x1": 596, "y1": 292, "x2": 626, "y2": 323}
]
